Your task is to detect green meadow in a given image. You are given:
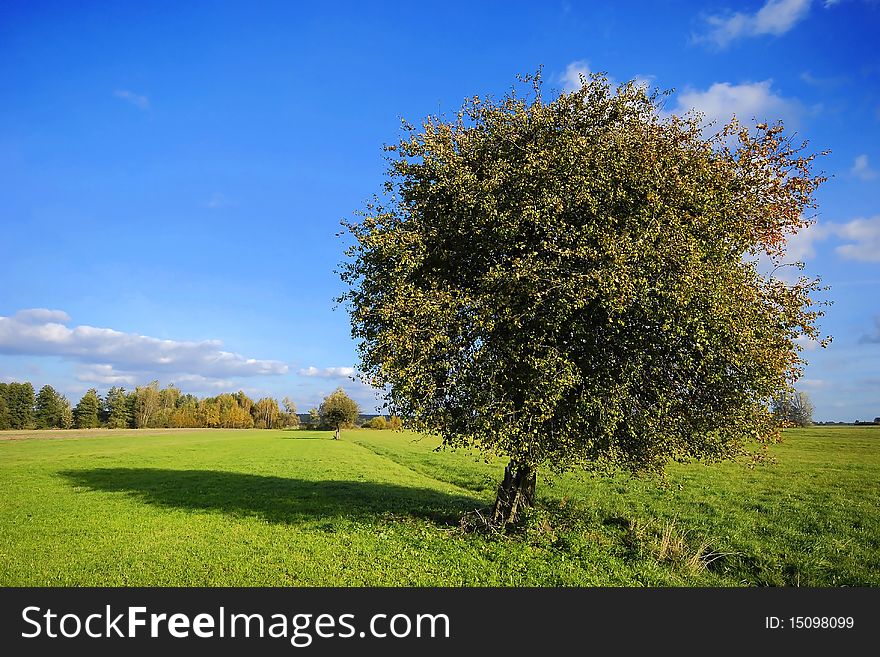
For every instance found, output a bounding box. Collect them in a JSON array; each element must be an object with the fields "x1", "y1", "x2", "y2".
[{"x1": 0, "y1": 426, "x2": 877, "y2": 586}]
